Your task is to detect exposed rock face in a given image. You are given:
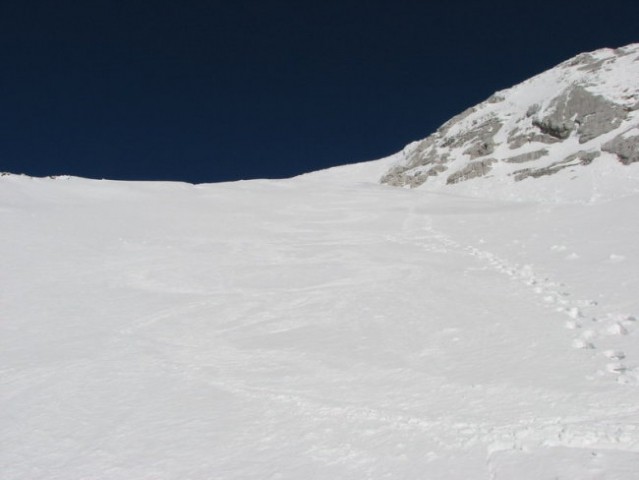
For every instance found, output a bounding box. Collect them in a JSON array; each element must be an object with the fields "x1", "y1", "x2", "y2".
[
  {"x1": 532, "y1": 86, "x2": 627, "y2": 143},
  {"x1": 380, "y1": 43, "x2": 639, "y2": 189},
  {"x1": 602, "y1": 131, "x2": 639, "y2": 165},
  {"x1": 460, "y1": 118, "x2": 502, "y2": 159},
  {"x1": 507, "y1": 130, "x2": 558, "y2": 149},
  {"x1": 447, "y1": 159, "x2": 496, "y2": 184},
  {"x1": 504, "y1": 149, "x2": 549, "y2": 164},
  {"x1": 513, "y1": 151, "x2": 600, "y2": 181}
]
